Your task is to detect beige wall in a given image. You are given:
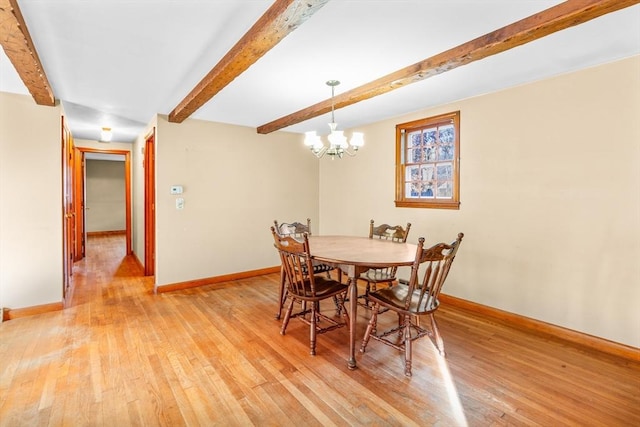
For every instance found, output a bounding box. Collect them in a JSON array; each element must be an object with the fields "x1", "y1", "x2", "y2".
[
  {"x1": 85, "y1": 159, "x2": 126, "y2": 232},
  {"x1": 0, "y1": 92, "x2": 63, "y2": 309},
  {"x1": 320, "y1": 56, "x2": 640, "y2": 347},
  {"x1": 149, "y1": 115, "x2": 319, "y2": 286},
  {"x1": 74, "y1": 139, "x2": 132, "y2": 153}
]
